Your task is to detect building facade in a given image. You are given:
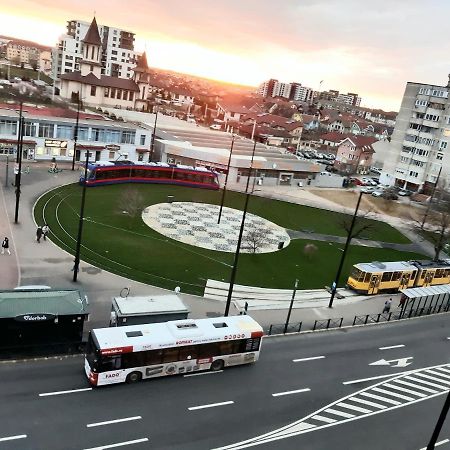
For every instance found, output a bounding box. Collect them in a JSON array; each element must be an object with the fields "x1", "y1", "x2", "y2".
[
  {"x1": 52, "y1": 18, "x2": 139, "y2": 82},
  {"x1": 381, "y1": 78, "x2": 450, "y2": 192}
]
